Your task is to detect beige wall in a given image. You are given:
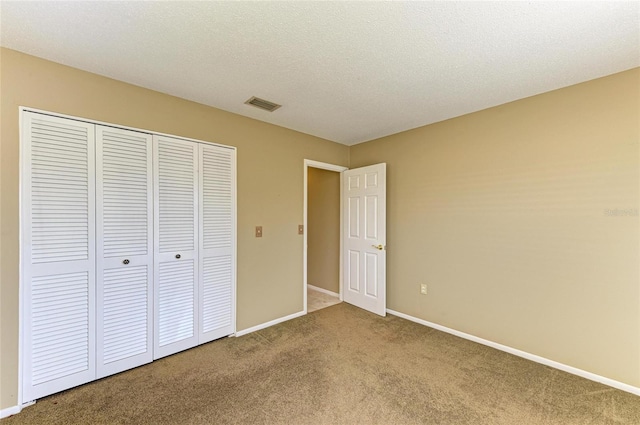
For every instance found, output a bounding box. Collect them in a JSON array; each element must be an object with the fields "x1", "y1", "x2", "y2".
[
  {"x1": 0, "y1": 48, "x2": 349, "y2": 409},
  {"x1": 2, "y1": 47, "x2": 638, "y2": 410},
  {"x1": 307, "y1": 167, "x2": 340, "y2": 293},
  {"x1": 350, "y1": 68, "x2": 640, "y2": 387}
]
